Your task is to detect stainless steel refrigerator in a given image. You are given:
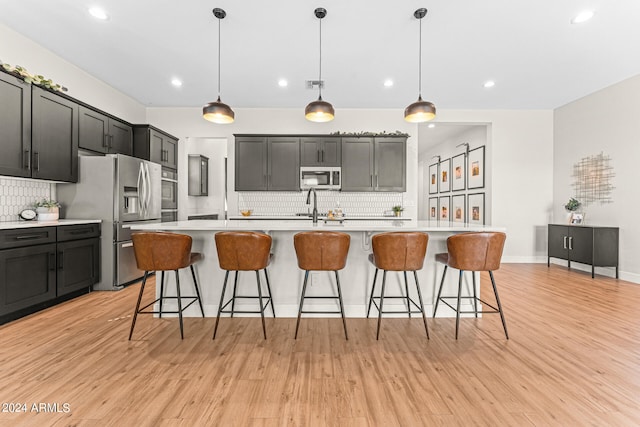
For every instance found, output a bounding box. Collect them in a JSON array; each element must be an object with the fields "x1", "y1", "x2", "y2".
[{"x1": 57, "y1": 154, "x2": 161, "y2": 290}]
